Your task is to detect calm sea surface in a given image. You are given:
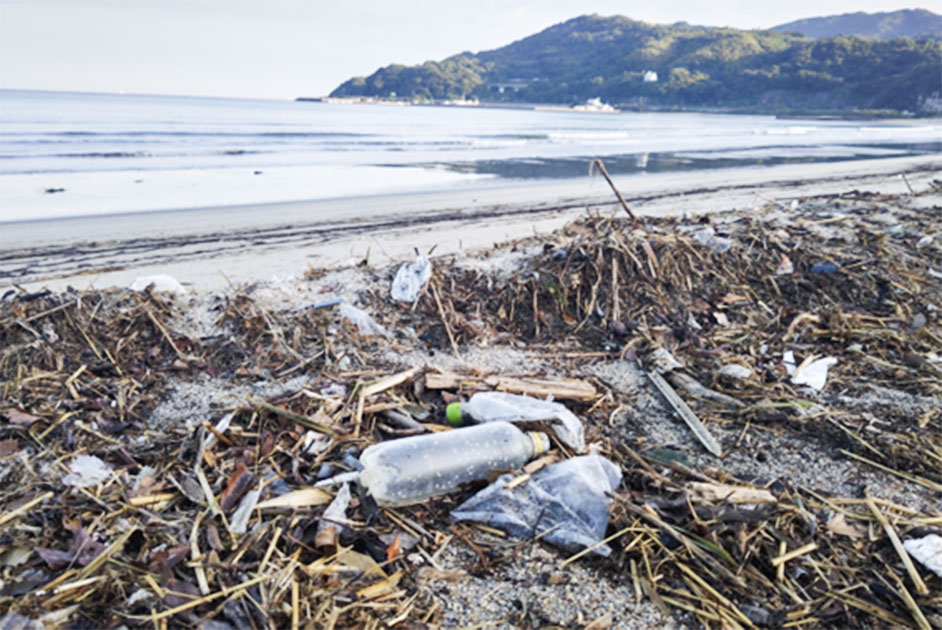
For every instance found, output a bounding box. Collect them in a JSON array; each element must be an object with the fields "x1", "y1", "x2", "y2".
[{"x1": 1, "y1": 89, "x2": 939, "y2": 221}]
